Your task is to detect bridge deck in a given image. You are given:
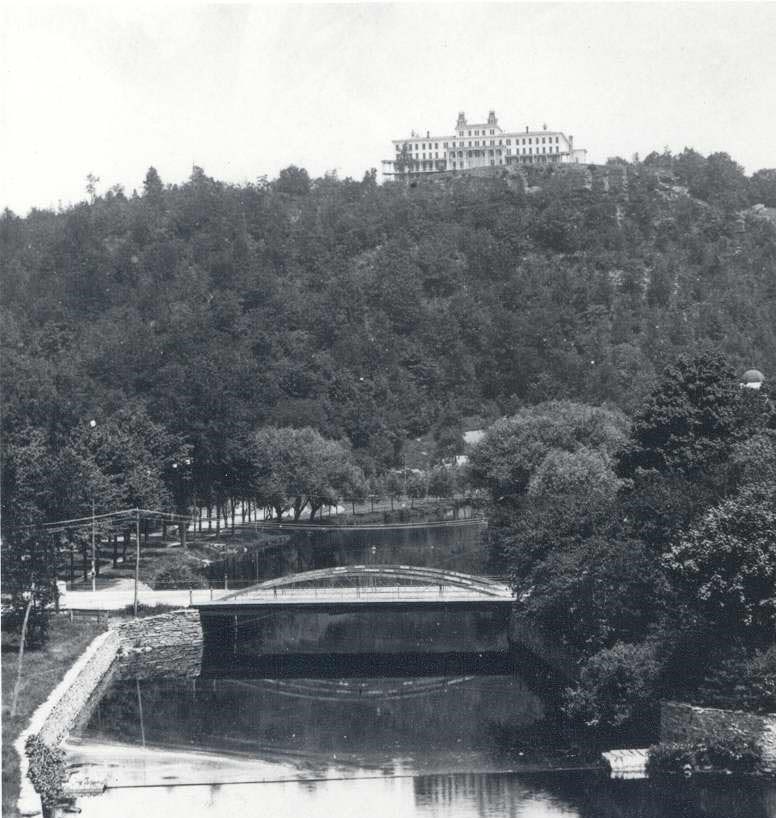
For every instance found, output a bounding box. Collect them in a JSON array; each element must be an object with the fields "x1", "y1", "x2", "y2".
[{"x1": 194, "y1": 584, "x2": 514, "y2": 613}]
